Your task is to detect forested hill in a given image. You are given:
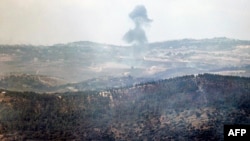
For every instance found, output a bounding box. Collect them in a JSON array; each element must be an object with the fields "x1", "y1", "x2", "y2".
[{"x1": 0, "y1": 74, "x2": 249, "y2": 140}]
